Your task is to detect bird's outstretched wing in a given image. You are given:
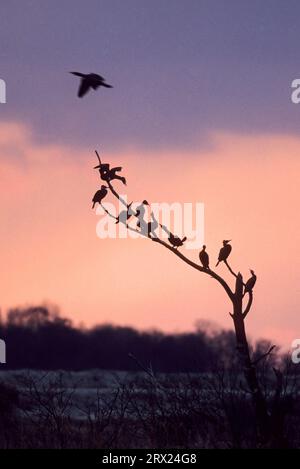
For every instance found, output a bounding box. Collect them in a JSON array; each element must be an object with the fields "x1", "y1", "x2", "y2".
[
  {"x1": 78, "y1": 79, "x2": 90, "y2": 98},
  {"x1": 89, "y1": 73, "x2": 105, "y2": 81},
  {"x1": 70, "y1": 71, "x2": 85, "y2": 77}
]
